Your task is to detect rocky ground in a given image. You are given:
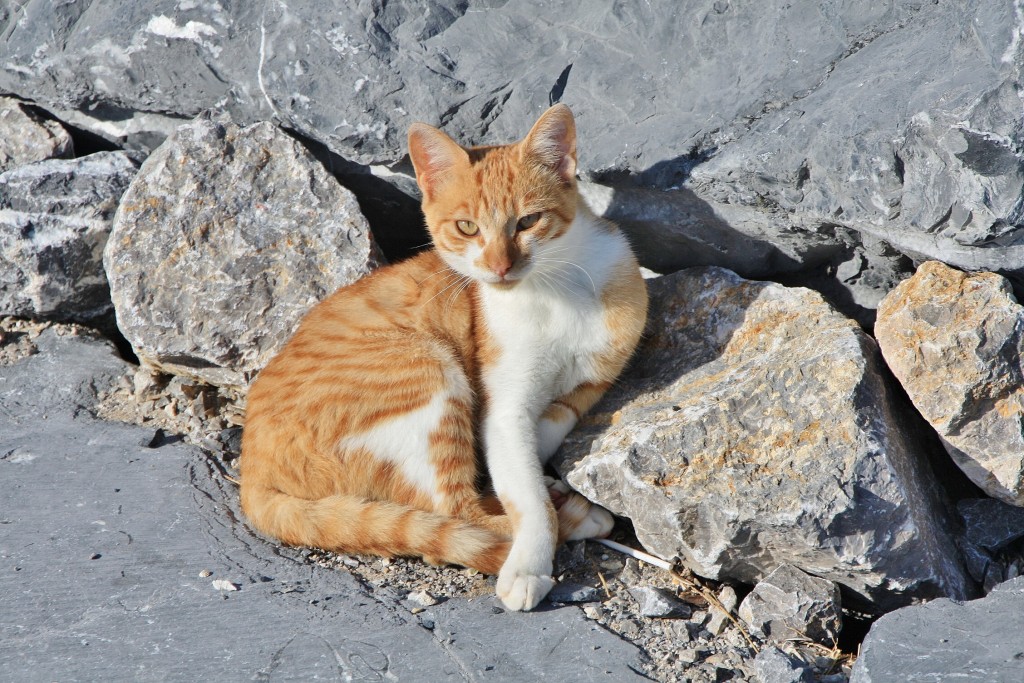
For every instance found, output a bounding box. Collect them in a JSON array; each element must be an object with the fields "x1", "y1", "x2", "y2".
[
  {"x1": 4, "y1": 2, "x2": 1024, "y2": 679},
  {"x1": 84, "y1": 322, "x2": 854, "y2": 682}
]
